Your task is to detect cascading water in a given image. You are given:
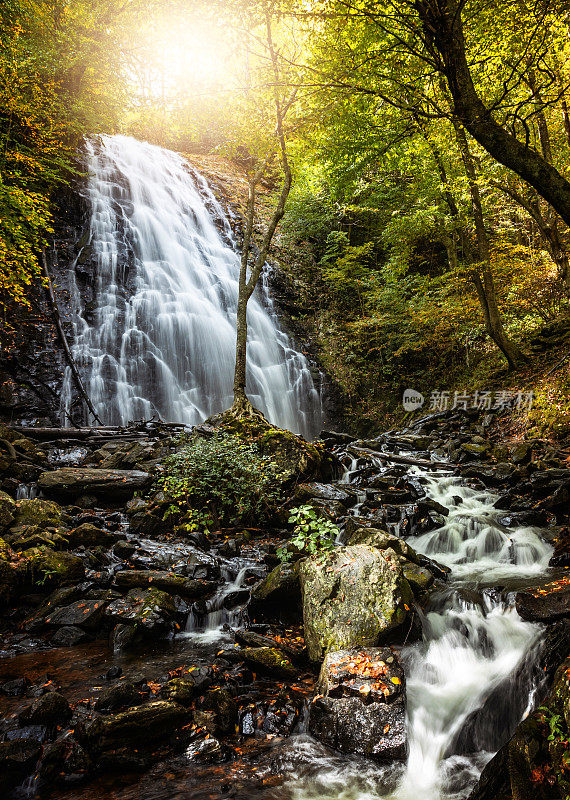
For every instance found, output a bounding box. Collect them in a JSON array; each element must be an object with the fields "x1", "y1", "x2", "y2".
[
  {"x1": 277, "y1": 466, "x2": 552, "y2": 800},
  {"x1": 61, "y1": 134, "x2": 322, "y2": 439}
]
